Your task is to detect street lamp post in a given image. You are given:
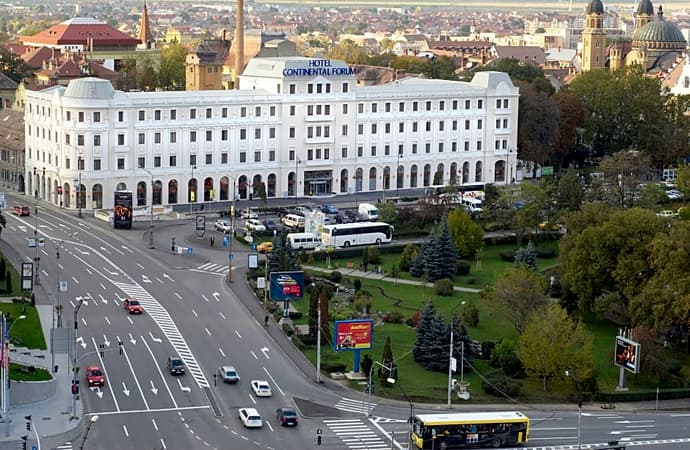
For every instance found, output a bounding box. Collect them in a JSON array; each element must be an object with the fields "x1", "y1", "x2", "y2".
[
  {"x1": 77, "y1": 153, "x2": 83, "y2": 218},
  {"x1": 70, "y1": 297, "x2": 85, "y2": 420},
  {"x1": 396, "y1": 150, "x2": 402, "y2": 197},
  {"x1": 190, "y1": 165, "x2": 196, "y2": 214},
  {"x1": 294, "y1": 157, "x2": 301, "y2": 205},
  {"x1": 227, "y1": 176, "x2": 236, "y2": 283},
  {"x1": 367, "y1": 360, "x2": 395, "y2": 417},
  {"x1": 2, "y1": 313, "x2": 26, "y2": 437},
  {"x1": 448, "y1": 301, "x2": 467, "y2": 408}
]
